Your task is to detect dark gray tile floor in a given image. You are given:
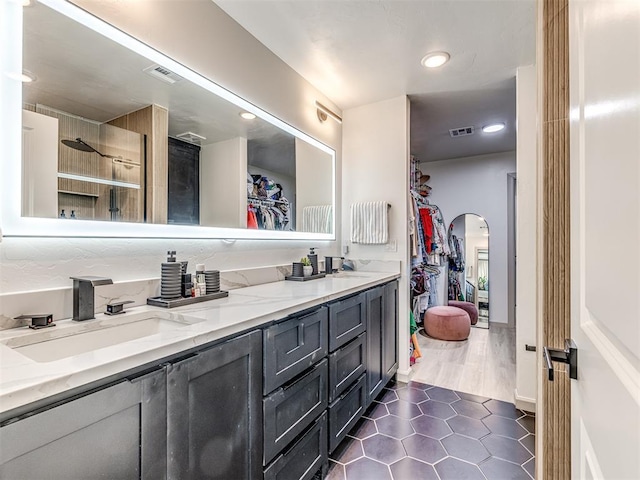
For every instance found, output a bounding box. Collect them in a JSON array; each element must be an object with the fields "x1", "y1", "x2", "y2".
[{"x1": 326, "y1": 380, "x2": 535, "y2": 480}]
